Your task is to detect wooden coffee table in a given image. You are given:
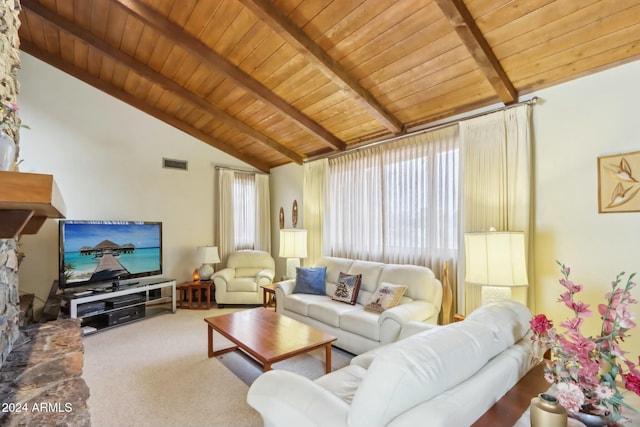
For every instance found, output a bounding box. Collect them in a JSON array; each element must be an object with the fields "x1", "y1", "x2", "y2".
[{"x1": 204, "y1": 307, "x2": 337, "y2": 373}]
